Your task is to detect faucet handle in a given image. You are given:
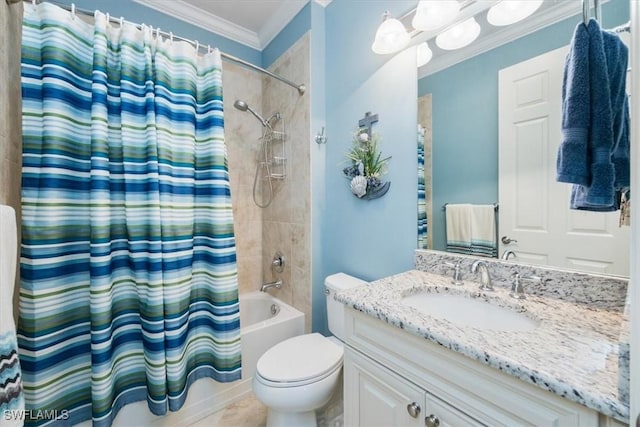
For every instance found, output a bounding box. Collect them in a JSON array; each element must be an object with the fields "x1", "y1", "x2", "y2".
[
  {"x1": 444, "y1": 261, "x2": 464, "y2": 286},
  {"x1": 510, "y1": 274, "x2": 541, "y2": 299},
  {"x1": 271, "y1": 251, "x2": 285, "y2": 273},
  {"x1": 510, "y1": 273, "x2": 525, "y2": 299}
]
